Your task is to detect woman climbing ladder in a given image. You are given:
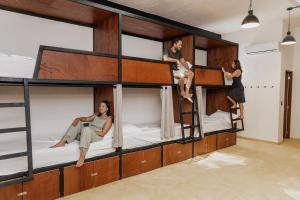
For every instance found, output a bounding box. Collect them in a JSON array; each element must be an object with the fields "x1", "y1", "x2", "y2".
[{"x1": 222, "y1": 60, "x2": 245, "y2": 119}]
